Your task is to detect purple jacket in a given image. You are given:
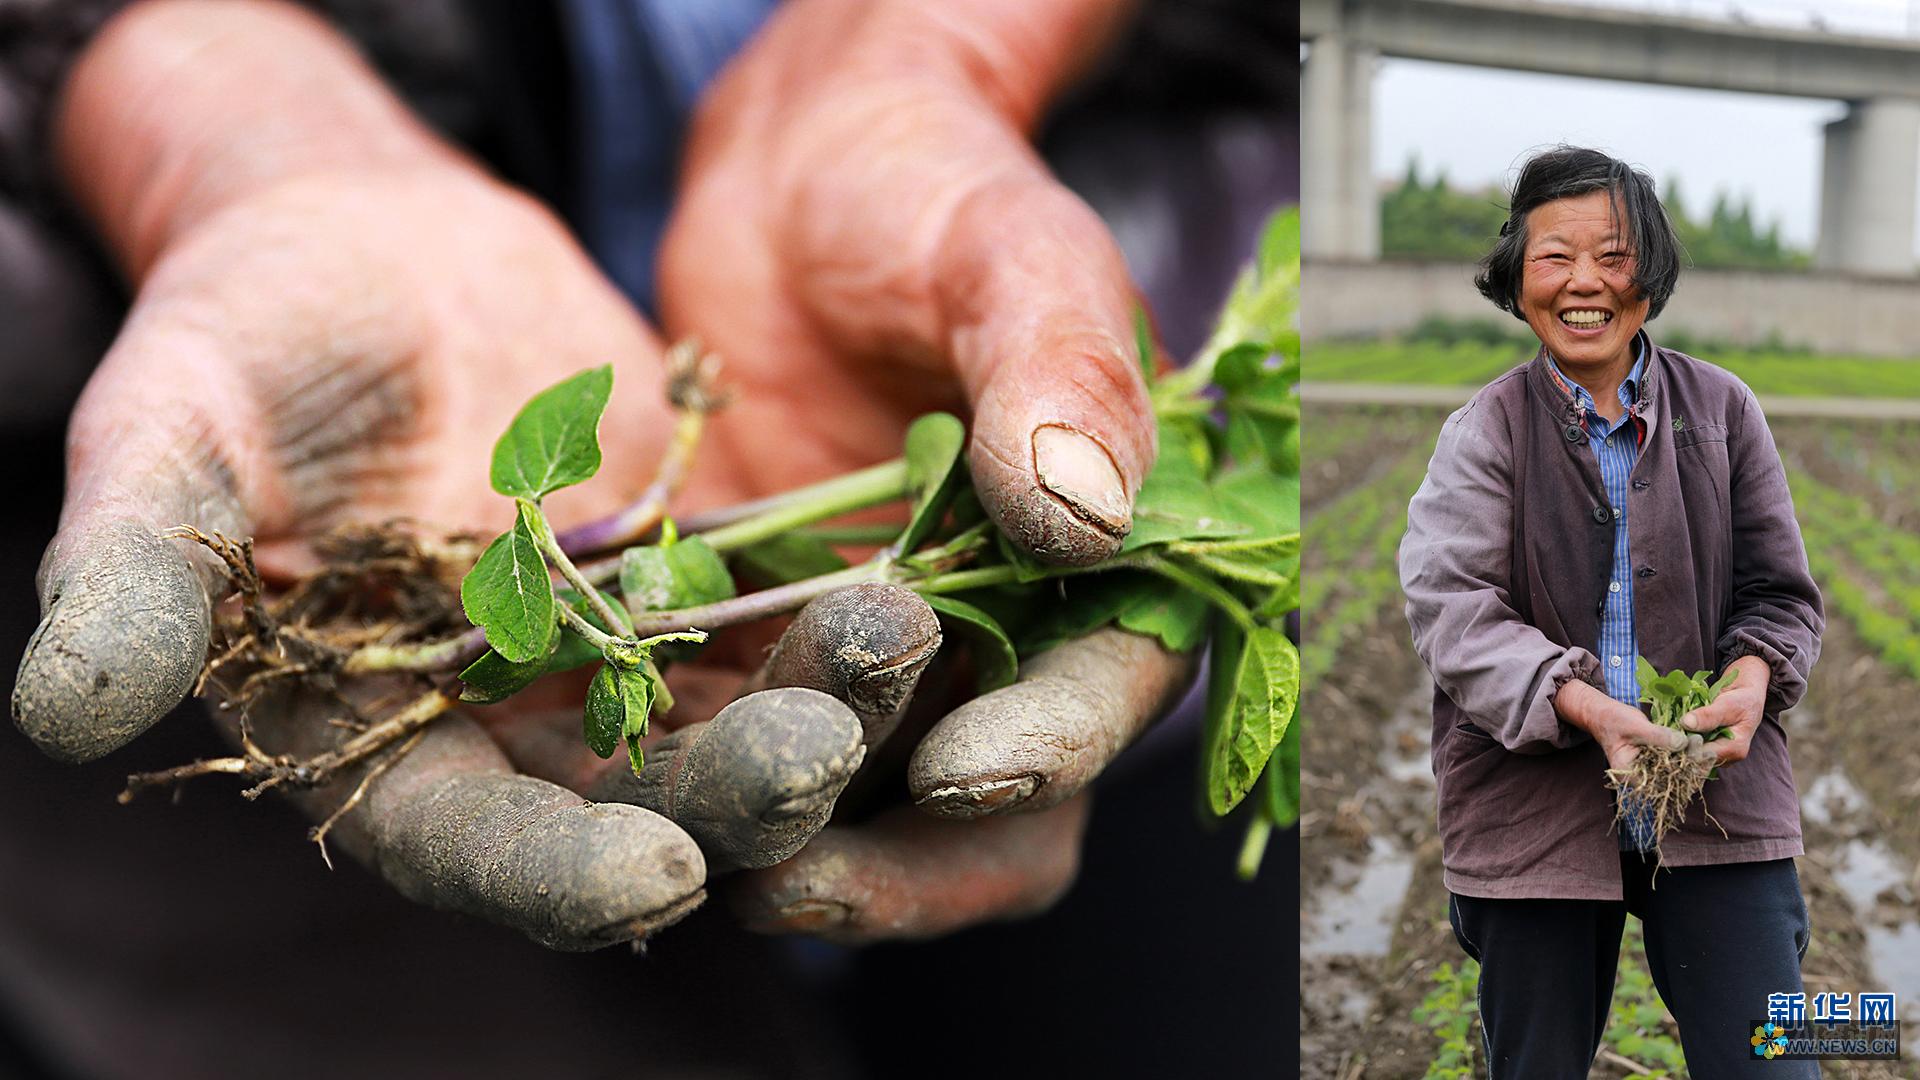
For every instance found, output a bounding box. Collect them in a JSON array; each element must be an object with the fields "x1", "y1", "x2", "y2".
[{"x1": 1400, "y1": 336, "x2": 1823, "y2": 900}]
